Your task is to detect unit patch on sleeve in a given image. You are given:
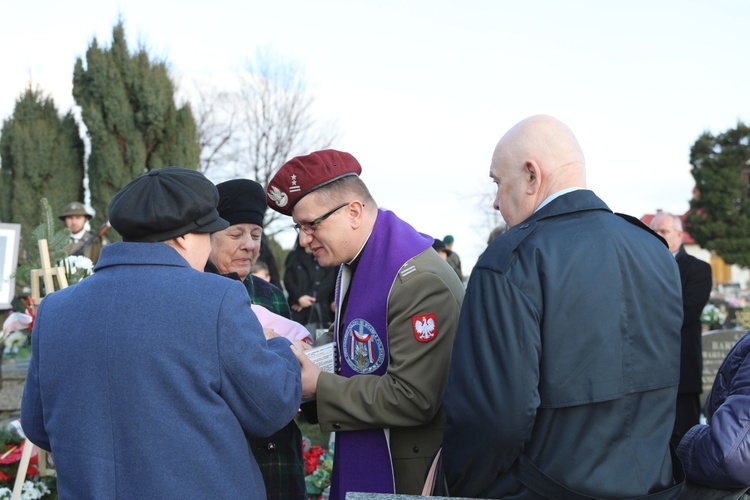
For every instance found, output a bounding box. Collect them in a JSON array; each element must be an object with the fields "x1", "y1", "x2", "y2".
[{"x1": 412, "y1": 312, "x2": 438, "y2": 342}]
